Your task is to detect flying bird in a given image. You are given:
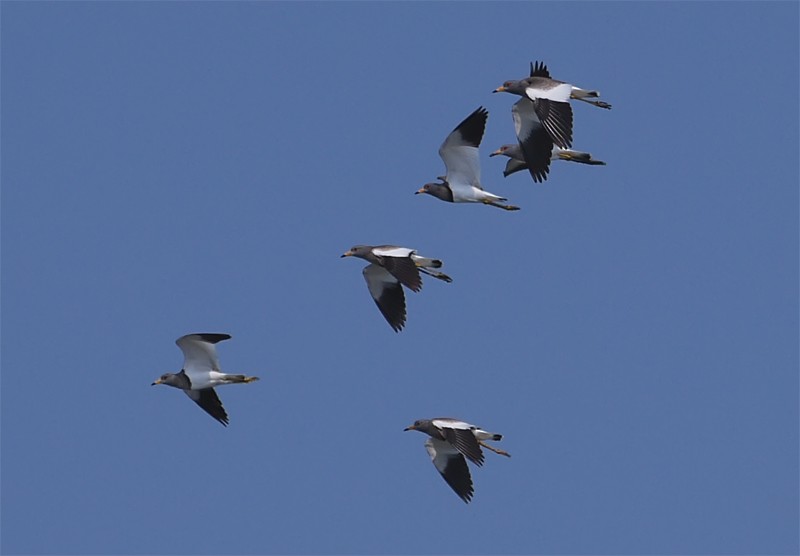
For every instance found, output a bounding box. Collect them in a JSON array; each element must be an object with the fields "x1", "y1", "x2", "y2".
[
  {"x1": 152, "y1": 333, "x2": 259, "y2": 426},
  {"x1": 492, "y1": 61, "x2": 609, "y2": 182},
  {"x1": 493, "y1": 73, "x2": 574, "y2": 150},
  {"x1": 405, "y1": 418, "x2": 510, "y2": 503},
  {"x1": 504, "y1": 96, "x2": 559, "y2": 182},
  {"x1": 490, "y1": 142, "x2": 606, "y2": 179},
  {"x1": 416, "y1": 106, "x2": 520, "y2": 211},
  {"x1": 341, "y1": 245, "x2": 451, "y2": 332},
  {"x1": 528, "y1": 60, "x2": 612, "y2": 110}
]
